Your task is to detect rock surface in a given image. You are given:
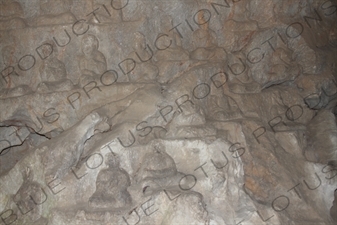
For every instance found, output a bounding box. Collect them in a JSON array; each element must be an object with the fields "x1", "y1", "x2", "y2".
[{"x1": 0, "y1": 0, "x2": 337, "y2": 224}]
